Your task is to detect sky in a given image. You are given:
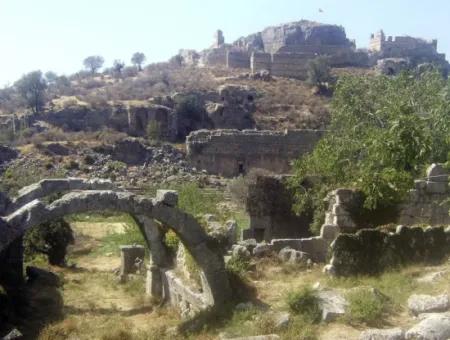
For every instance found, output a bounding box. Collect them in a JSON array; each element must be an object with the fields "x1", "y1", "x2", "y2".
[{"x1": 0, "y1": 0, "x2": 449, "y2": 86}]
